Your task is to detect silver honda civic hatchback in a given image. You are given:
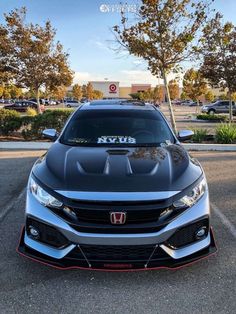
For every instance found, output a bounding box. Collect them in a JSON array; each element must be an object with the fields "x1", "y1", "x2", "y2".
[{"x1": 18, "y1": 100, "x2": 217, "y2": 270}]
